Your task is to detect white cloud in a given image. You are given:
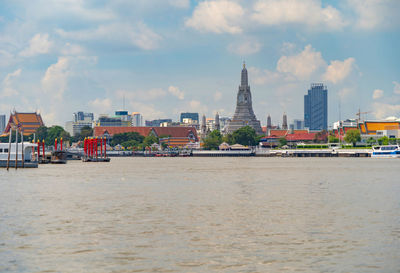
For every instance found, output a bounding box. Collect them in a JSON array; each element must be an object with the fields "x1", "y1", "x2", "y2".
[
  {"x1": 248, "y1": 67, "x2": 284, "y2": 85},
  {"x1": 88, "y1": 98, "x2": 113, "y2": 115},
  {"x1": 185, "y1": 0, "x2": 244, "y2": 34},
  {"x1": 61, "y1": 43, "x2": 85, "y2": 55},
  {"x1": 56, "y1": 22, "x2": 162, "y2": 50},
  {"x1": 251, "y1": 0, "x2": 347, "y2": 30},
  {"x1": 228, "y1": 40, "x2": 262, "y2": 55},
  {"x1": 348, "y1": 0, "x2": 400, "y2": 30},
  {"x1": 1, "y1": 69, "x2": 22, "y2": 97},
  {"x1": 338, "y1": 87, "x2": 355, "y2": 100},
  {"x1": 19, "y1": 33, "x2": 53, "y2": 57},
  {"x1": 116, "y1": 88, "x2": 167, "y2": 101},
  {"x1": 129, "y1": 101, "x2": 165, "y2": 120},
  {"x1": 169, "y1": 0, "x2": 190, "y2": 8},
  {"x1": 168, "y1": 86, "x2": 185, "y2": 100},
  {"x1": 372, "y1": 89, "x2": 384, "y2": 100},
  {"x1": 373, "y1": 102, "x2": 400, "y2": 119},
  {"x1": 393, "y1": 81, "x2": 400, "y2": 94},
  {"x1": 277, "y1": 44, "x2": 326, "y2": 80},
  {"x1": 214, "y1": 91, "x2": 222, "y2": 101},
  {"x1": 41, "y1": 57, "x2": 70, "y2": 99},
  {"x1": 323, "y1": 57, "x2": 355, "y2": 84},
  {"x1": 189, "y1": 100, "x2": 208, "y2": 113}
]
